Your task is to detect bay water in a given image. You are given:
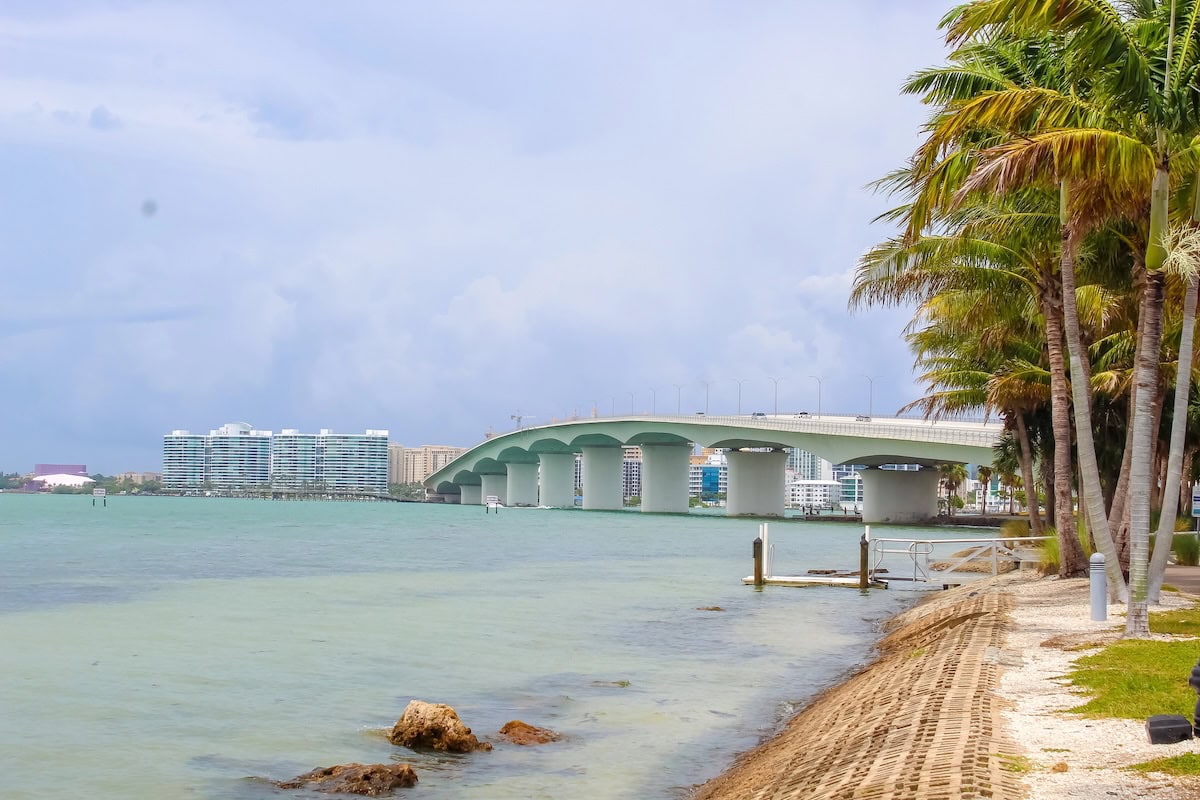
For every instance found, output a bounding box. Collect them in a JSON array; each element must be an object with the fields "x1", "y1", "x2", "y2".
[{"x1": 0, "y1": 495, "x2": 931, "y2": 799}]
